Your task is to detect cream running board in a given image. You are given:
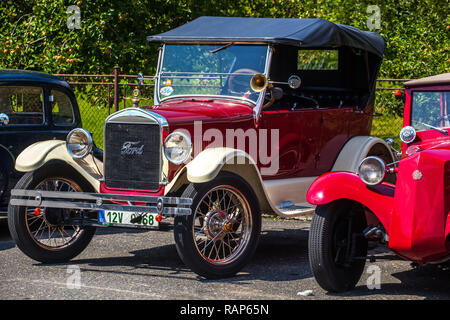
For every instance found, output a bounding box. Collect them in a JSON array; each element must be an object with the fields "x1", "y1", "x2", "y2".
[
  {"x1": 275, "y1": 202, "x2": 315, "y2": 217},
  {"x1": 263, "y1": 177, "x2": 317, "y2": 218}
]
